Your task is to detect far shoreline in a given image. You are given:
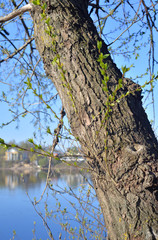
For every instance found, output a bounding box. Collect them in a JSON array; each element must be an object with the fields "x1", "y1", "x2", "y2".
[{"x1": 0, "y1": 161, "x2": 89, "y2": 174}]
